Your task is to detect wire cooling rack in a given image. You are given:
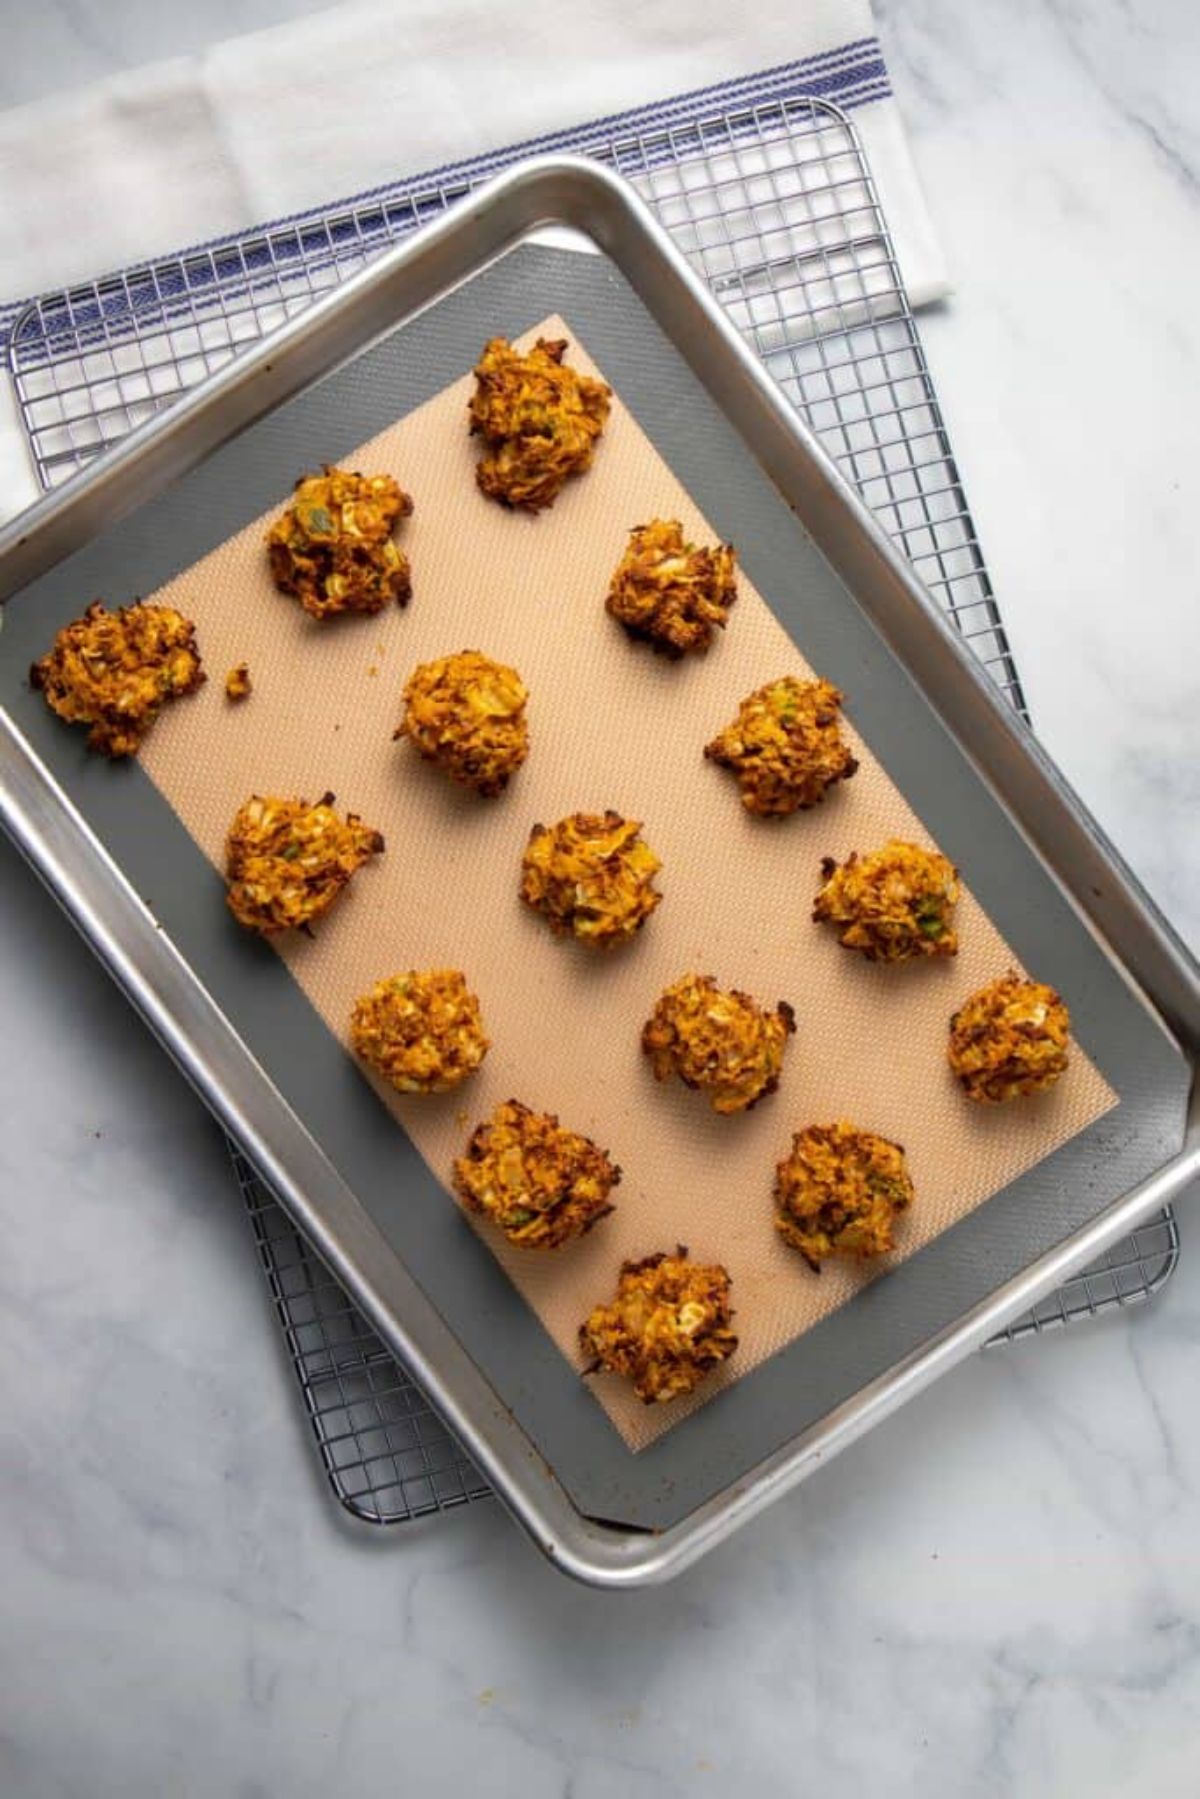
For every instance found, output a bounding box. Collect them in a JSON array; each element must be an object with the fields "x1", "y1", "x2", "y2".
[{"x1": 6, "y1": 94, "x2": 1180, "y2": 1527}]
